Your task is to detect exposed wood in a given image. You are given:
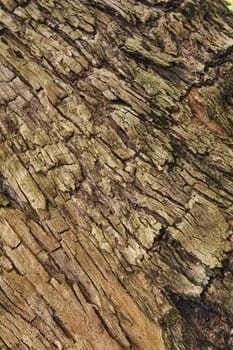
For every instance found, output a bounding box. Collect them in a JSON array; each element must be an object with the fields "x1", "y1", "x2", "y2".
[{"x1": 0, "y1": 0, "x2": 233, "y2": 349}]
